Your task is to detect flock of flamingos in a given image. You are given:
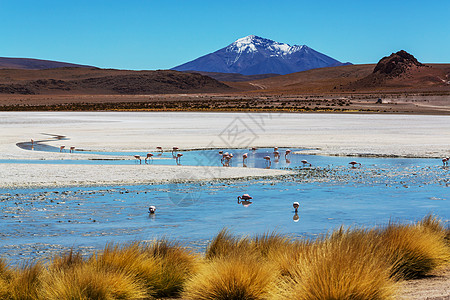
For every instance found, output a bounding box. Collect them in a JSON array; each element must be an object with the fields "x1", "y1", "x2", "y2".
[
  {"x1": 130, "y1": 146, "x2": 365, "y2": 168},
  {"x1": 28, "y1": 139, "x2": 449, "y2": 219}
]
